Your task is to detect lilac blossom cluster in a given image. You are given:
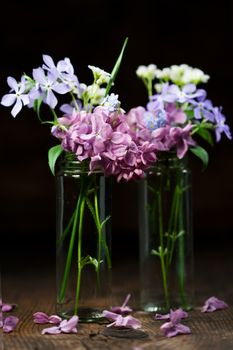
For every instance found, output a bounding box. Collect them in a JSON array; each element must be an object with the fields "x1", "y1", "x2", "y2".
[
  {"x1": 52, "y1": 105, "x2": 156, "y2": 181},
  {"x1": 135, "y1": 64, "x2": 231, "y2": 162},
  {"x1": 1, "y1": 54, "x2": 156, "y2": 181}
]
